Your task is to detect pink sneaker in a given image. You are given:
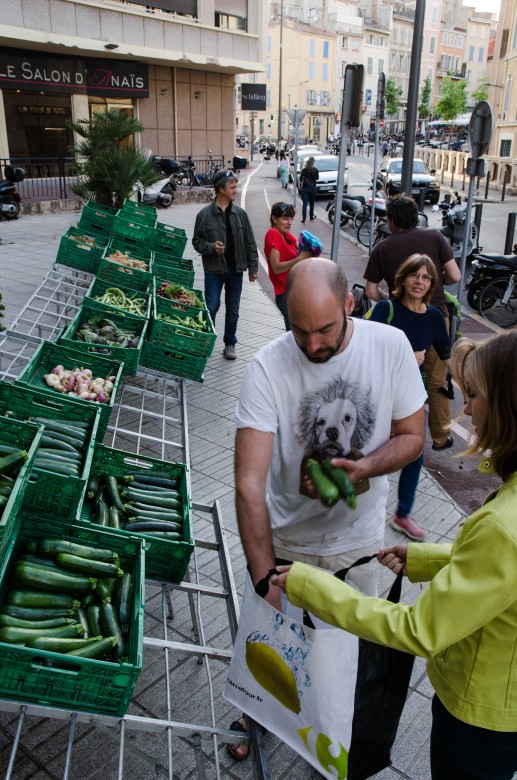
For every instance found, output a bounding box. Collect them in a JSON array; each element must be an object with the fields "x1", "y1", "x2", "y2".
[{"x1": 390, "y1": 514, "x2": 426, "y2": 541}]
